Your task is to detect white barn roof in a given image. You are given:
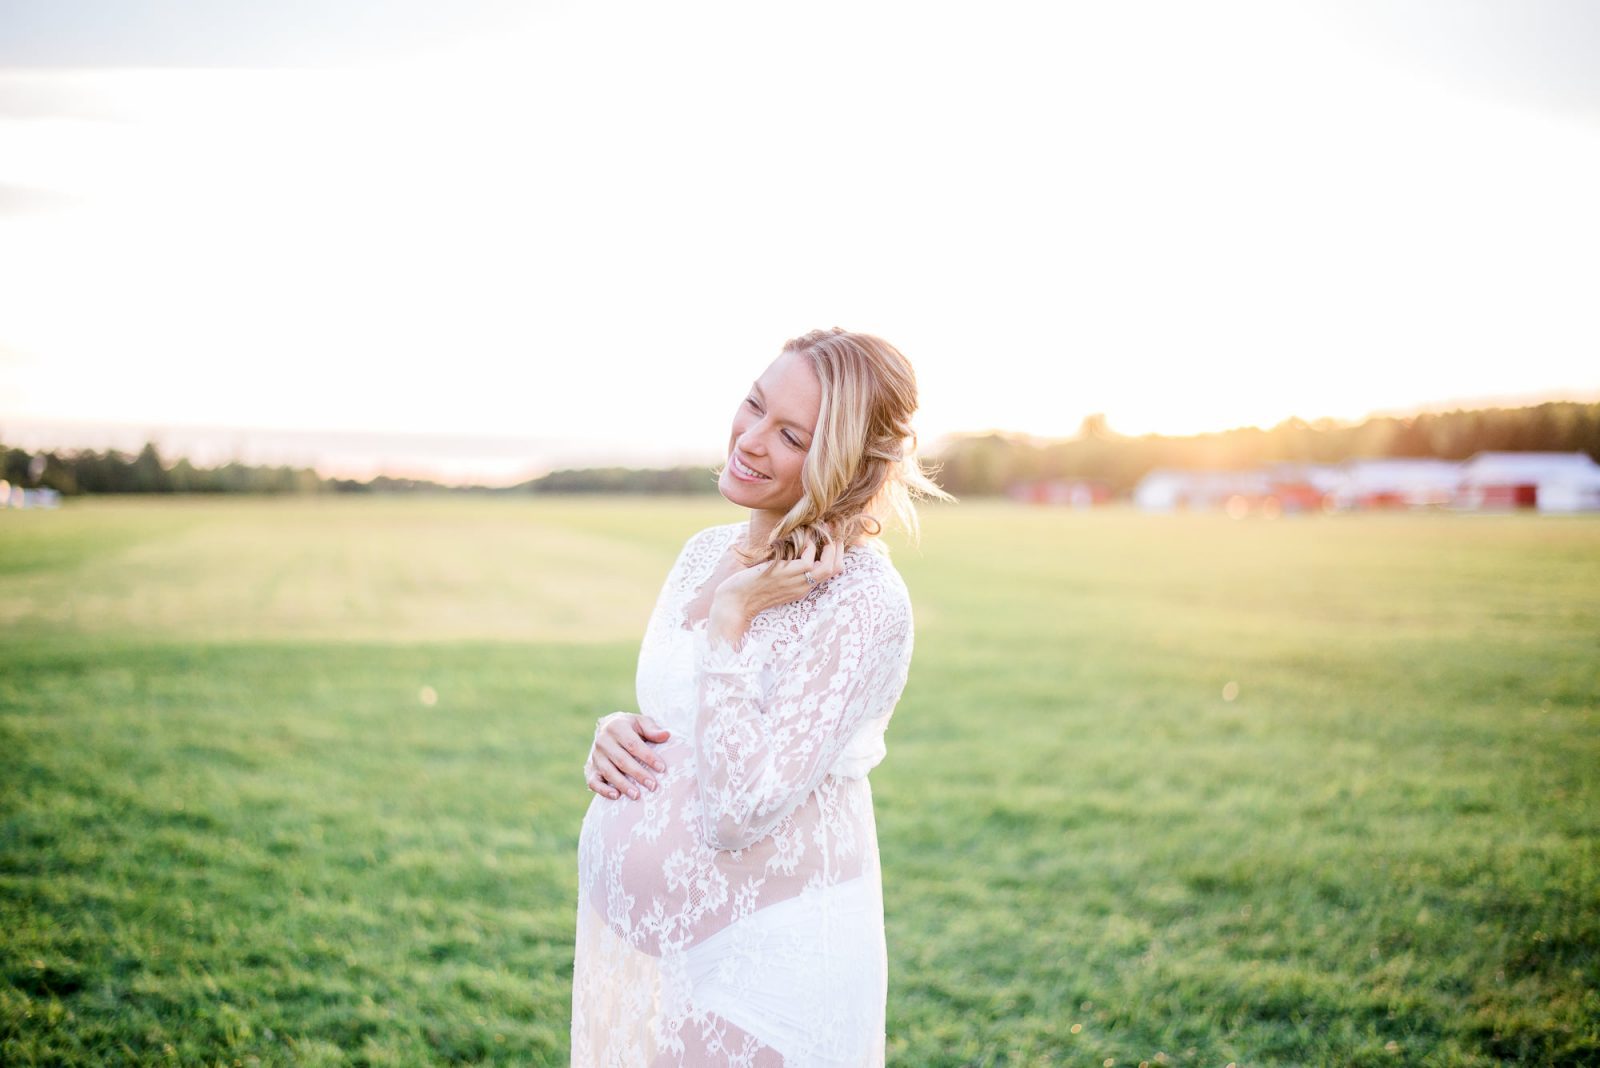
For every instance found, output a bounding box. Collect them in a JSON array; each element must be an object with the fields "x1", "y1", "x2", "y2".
[
  {"x1": 1335, "y1": 459, "x2": 1463, "y2": 492},
  {"x1": 1460, "y1": 451, "x2": 1600, "y2": 484}
]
